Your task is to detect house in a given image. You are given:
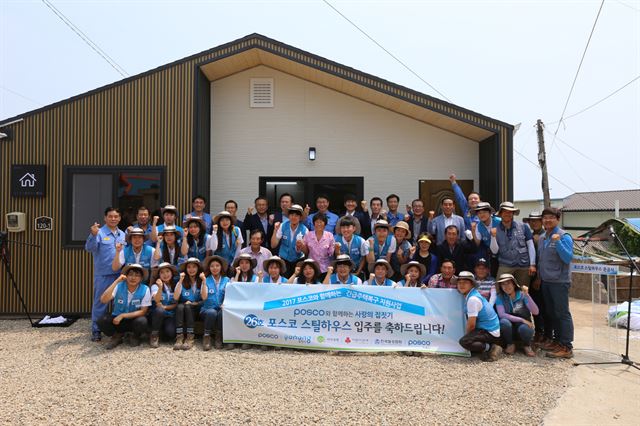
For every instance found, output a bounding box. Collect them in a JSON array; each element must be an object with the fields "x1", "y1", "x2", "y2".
[
  {"x1": 0, "y1": 33, "x2": 514, "y2": 314},
  {"x1": 19, "y1": 173, "x2": 36, "y2": 188}
]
